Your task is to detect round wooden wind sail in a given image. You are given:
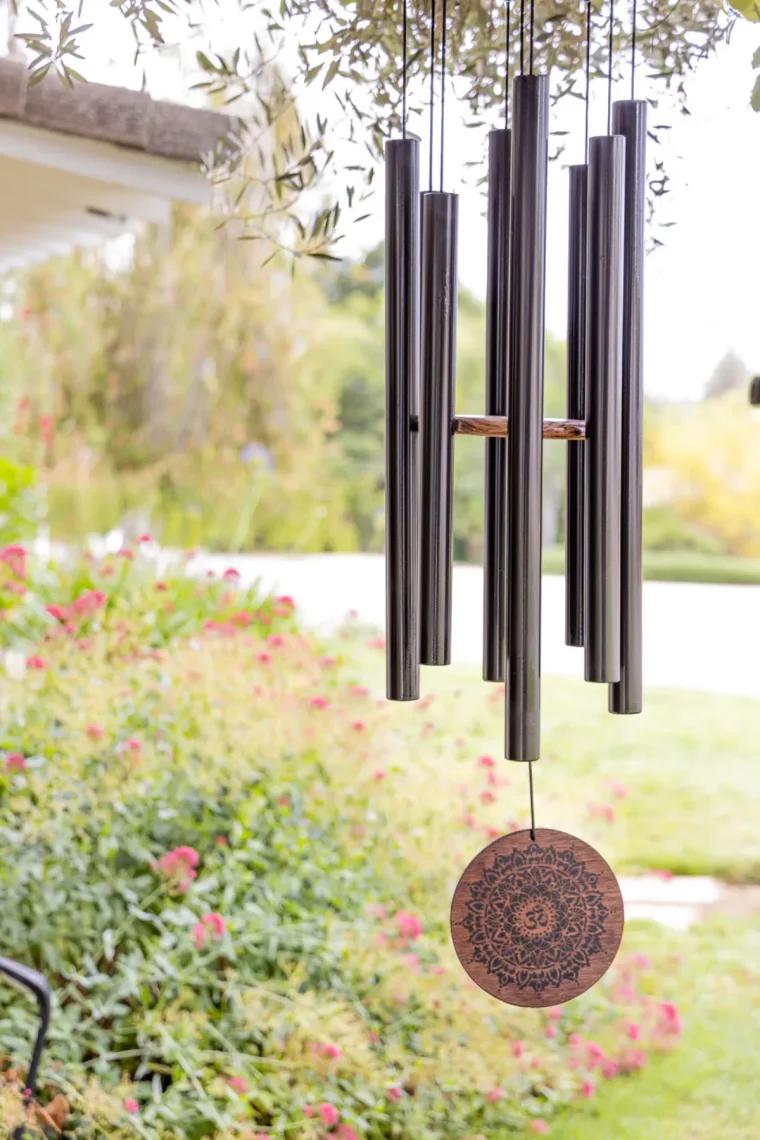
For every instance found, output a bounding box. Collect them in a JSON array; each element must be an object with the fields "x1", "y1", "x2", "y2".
[{"x1": 450, "y1": 830, "x2": 624, "y2": 1008}]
